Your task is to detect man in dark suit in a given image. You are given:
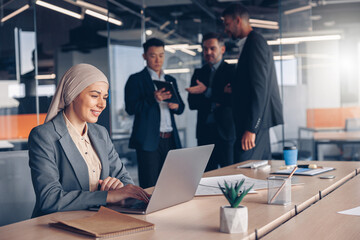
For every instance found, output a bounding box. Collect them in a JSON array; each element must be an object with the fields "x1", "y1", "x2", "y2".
[
  {"x1": 222, "y1": 4, "x2": 284, "y2": 162},
  {"x1": 186, "y1": 33, "x2": 236, "y2": 171},
  {"x1": 125, "y1": 38, "x2": 185, "y2": 188}
]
